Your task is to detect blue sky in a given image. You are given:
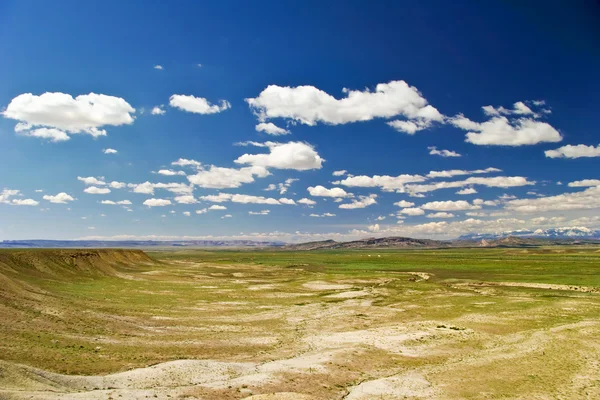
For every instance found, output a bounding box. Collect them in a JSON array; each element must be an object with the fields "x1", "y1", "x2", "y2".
[{"x1": 1, "y1": 0, "x2": 599, "y2": 241}]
